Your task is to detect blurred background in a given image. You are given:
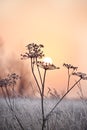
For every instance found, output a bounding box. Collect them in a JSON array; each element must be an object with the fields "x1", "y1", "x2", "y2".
[{"x1": 0, "y1": 0, "x2": 87, "y2": 98}]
